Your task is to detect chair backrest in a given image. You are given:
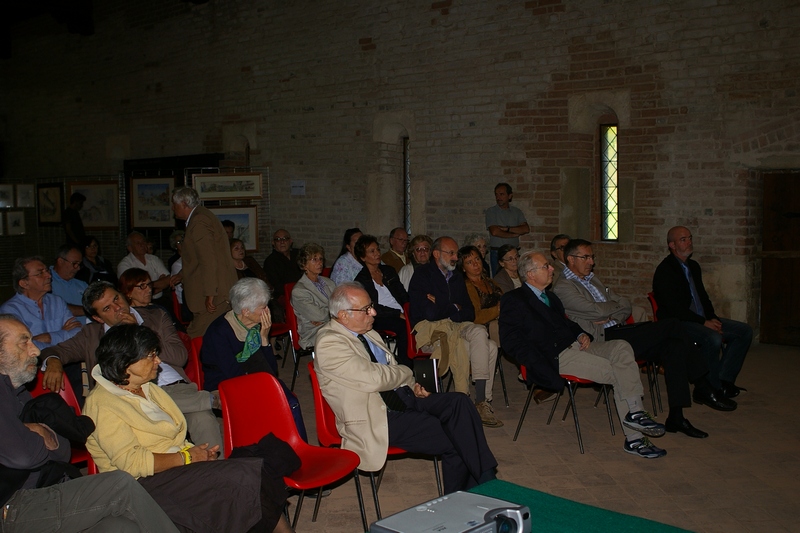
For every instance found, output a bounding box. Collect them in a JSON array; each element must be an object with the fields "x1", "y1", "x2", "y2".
[
  {"x1": 218, "y1": 372, "x2": 303, "y2": 458},
  {"x1": 178, "y1": 331, "x2": 204, "y2": 390},
  {"x1": 322, "y1": 267, "x2": 332, "y2": 278},
  {"x1": 171, "y1": 291, "x2": 189, "y2": 326},
  {"x1": 284, "y1": 282, "x2": 302, "y2": 351},
  {"x1": 647, "y1": 292, "x2": 659, "y2": 321},
  {"x1": 402, "y1": 302, "x2": 432, "y2": 360},
  {"x1": 30, "y1": 371, "x2": 82, "y2": 416},
  {"x1": 307, "y1": 362, "x2": 343, "y2": 448}
]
